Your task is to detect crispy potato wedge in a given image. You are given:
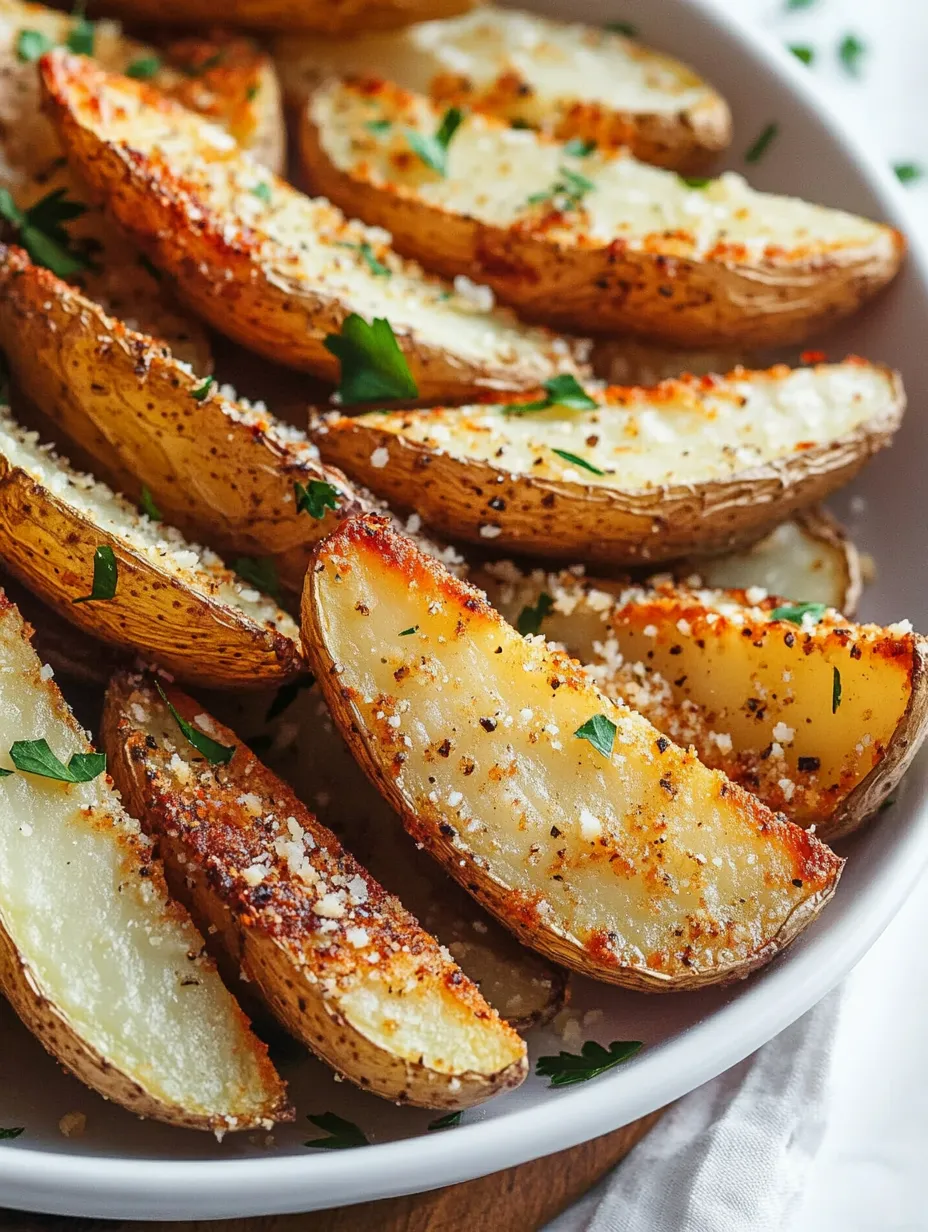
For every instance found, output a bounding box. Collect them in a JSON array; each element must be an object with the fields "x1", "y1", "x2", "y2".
[
  {"x1": 0, "y1": 247, "x2": 367, "y2": 594},
  {"x1": 0, "y1": 403, "x2": 305, "y2": 687},
  {"x1": 92, "y1": 0, "x2": 475, "y2": 34},
  {"x1": 302, "y1": 516, "x2": 843, "y2": 991},
  {"x1": 42, "y1": 52, "x2": 587, "y2": 403},
  {"x1": 300, "y1": 77, "x2": 904, "y2": 345},
  {"x1": 277, "y1": 5, "x2": 731, "y2": 171},
  {"x1": 0, "y1": 596, "x2": 290, "y2": 1129},
  {"x1": 315, "y1": 361, "x2": 904, "y2": 567},
  {"x1": 205, "y1": 681, "x2": 568, "y2": 1032},
  {"x1": 103, "y1": 673, "x2": 528, "y2": 1109}
]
